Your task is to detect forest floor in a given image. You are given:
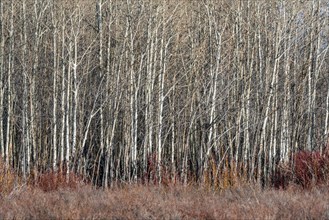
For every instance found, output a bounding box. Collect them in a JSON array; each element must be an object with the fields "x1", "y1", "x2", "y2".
[{"x1": 1, "y1": 183, "x2": 329, "y2": 219}]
